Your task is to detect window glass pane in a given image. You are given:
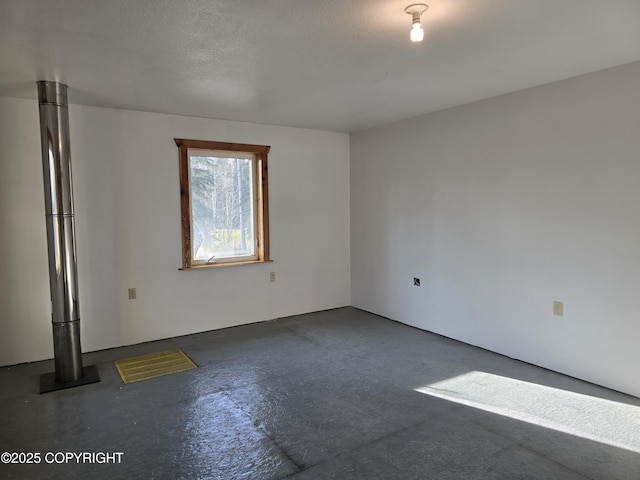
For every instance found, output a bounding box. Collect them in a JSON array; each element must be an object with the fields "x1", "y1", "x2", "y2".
[{"x1": 189, "y1": 152, "x2": 255, "y2": 262}]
